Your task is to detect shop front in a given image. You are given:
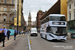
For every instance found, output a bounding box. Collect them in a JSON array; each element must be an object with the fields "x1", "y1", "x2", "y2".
[{"x1": 68, "y1": 20, "x2": 75, "y2": 38}]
